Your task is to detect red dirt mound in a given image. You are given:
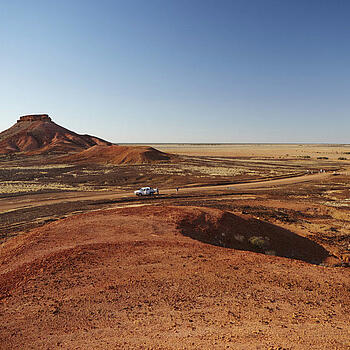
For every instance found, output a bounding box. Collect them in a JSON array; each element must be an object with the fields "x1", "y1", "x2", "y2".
[
  {"x1": 57, "y1": 144, "x2": 173, "y2": 164},
  {"x1": 0, "y1": 206, "x2": 349, "y2": 349},
  {"x1": 0, "y1": 114, "x2": 111, "y2": 155},
  {"x1": 177, "y1": 208, "x2": 331, "y2": 264},
  {"x1": 0, "y1": 206, "x2": 332, "y2": 277}
]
